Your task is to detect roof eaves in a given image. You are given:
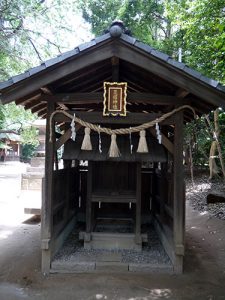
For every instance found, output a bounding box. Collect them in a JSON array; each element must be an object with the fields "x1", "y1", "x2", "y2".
[
  {"x1": 130, "y1": 38, "x2": 225, "y2": 95},
  {"x1": 95, "y1": 32, "x2": 111, "y2": 44},
  {"x1": 134, "y1": 40, "x2": 153, "y2": 53},
  {"x1": 56, "y1": 48, "x2": 80, "y2": 62},
  {"x1": 199, "y1": 75, "x2": 219, "y2": 88},
  {"x1": 167, "y1": 58, "x2": 186, "y2": 70},
  {"x1": 150, "y1": 49, "x2": 170, "y2": 62},
  {"x1": 12, "y1": 71, "x2": 30, "y2": 83},
  {"x1": 78, "y1": 39, "x2": 97, "y2": 52},
  {"x1": 28, "y1": 63, "x2": 46, "y2": 76},
  {"x1": 183, "y1": 66, "x2": 202, "y2": 79},
  {"x1": 45, "y1": 56, "x2": 62, "y2": 68},
  {"x1": 120, "y1": 33, "x2": 136, "y2": 45},
  {"x1": 0, "y1": 79, "x2": 13, "y2": 90},
  {"x1": 217, "y1": 83, "x2": 225, "y2": 93}
]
